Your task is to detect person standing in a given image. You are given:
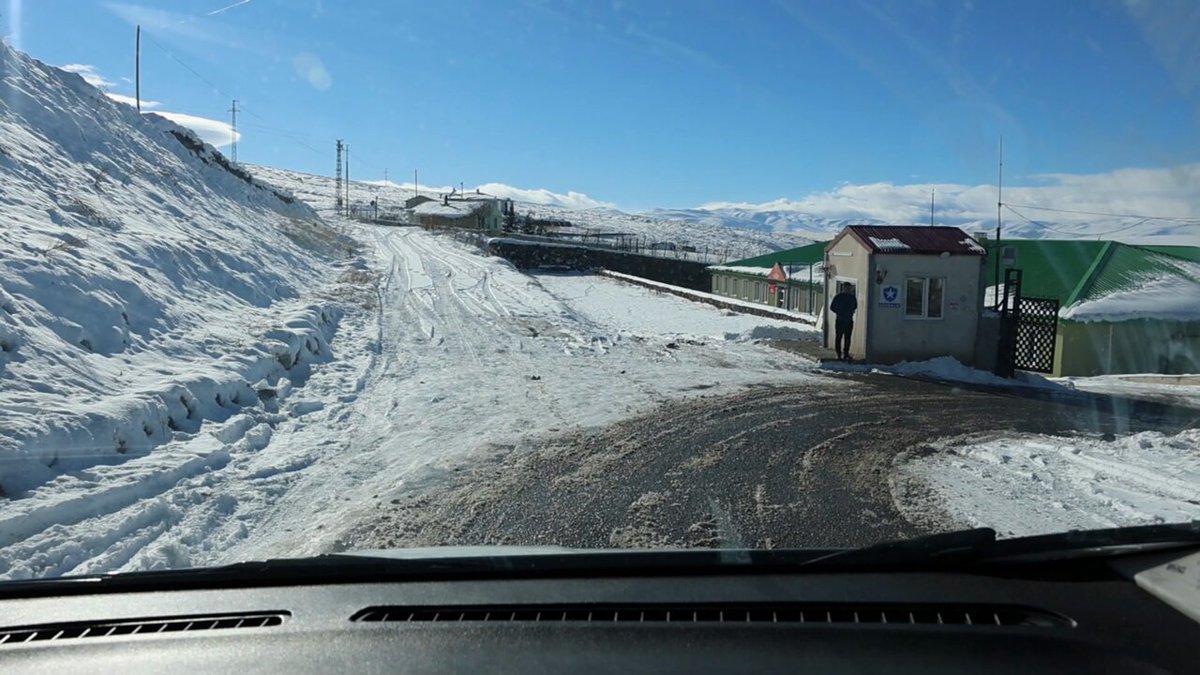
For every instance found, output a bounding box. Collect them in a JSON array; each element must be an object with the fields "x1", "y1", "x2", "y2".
[{"x1": 829, "y1": 283, "x2": 857, "y2": 361}]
